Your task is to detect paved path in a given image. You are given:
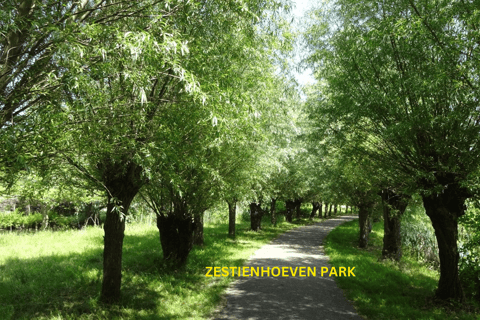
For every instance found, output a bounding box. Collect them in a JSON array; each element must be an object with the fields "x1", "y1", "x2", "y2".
[{"x1": 214, "y1": 216, "x2": 362, "y2": 320}]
